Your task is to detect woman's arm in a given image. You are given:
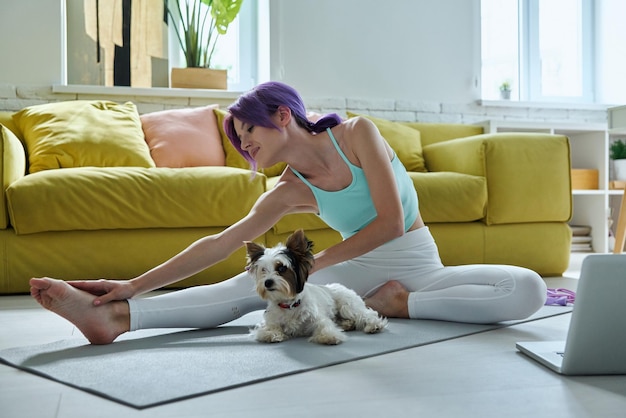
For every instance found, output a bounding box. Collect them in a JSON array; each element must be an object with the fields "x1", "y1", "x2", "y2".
[
  {"x1": 128, "y1": 181, "x2": 310, "y2": 295},
  {"x1": 312, "y1": 117, "x2": 407, "y2": 272},
  {"x1": 72, "y1": 184, "x2": 299, "y2": 305}
]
